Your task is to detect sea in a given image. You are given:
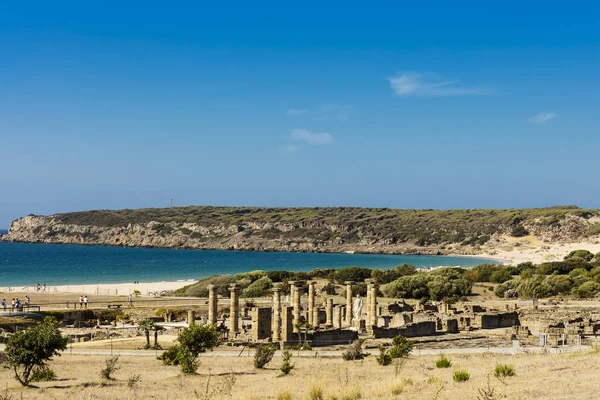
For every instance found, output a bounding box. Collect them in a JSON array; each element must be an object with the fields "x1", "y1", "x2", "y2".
[{"x1": 0, "y1": 241, "x2": 496, "y2": 287}]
